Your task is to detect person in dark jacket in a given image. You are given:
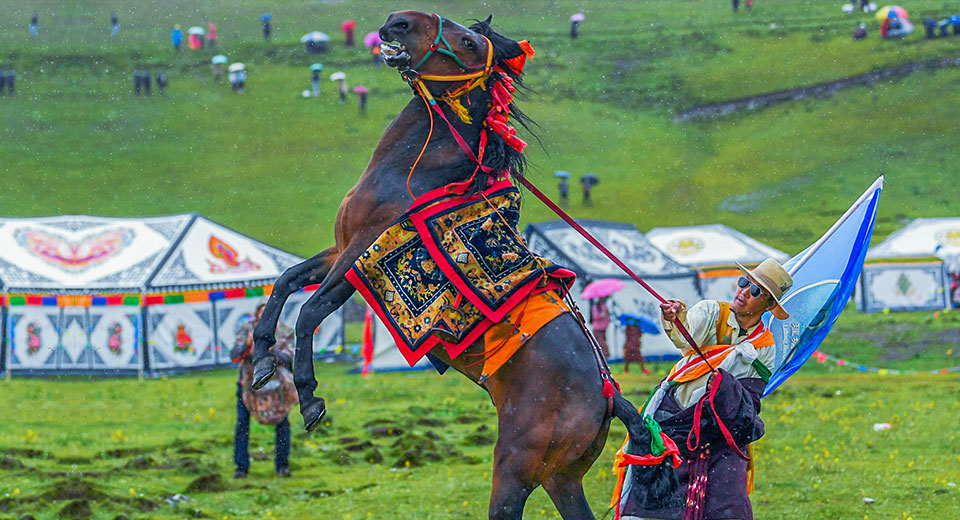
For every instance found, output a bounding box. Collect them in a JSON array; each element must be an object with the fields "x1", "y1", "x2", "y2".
[
  {"x1": 230, "y1": 305, "x2": 295, "y2": 478},
  {"x1": 156, "y1": 71, "x2": 168, "y2": 95}
]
